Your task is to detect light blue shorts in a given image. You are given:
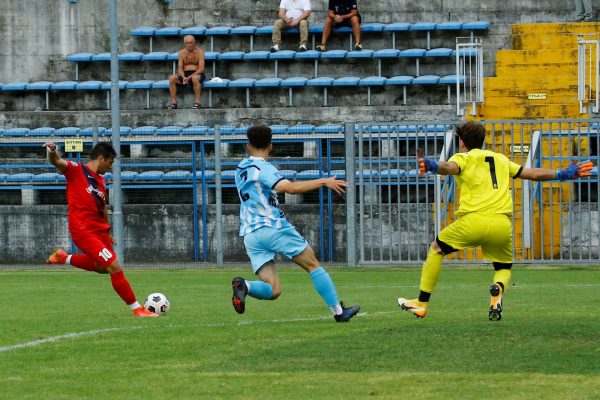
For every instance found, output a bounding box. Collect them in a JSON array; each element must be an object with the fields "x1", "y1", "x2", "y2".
[{"x1": 243, "y1": 226, "x2": 309, "y2": 274}]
